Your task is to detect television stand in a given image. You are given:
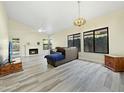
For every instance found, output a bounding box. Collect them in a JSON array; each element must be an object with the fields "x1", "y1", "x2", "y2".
[
  {"x1": 105, "y1": 55, "x2": 124, "y2": 72},
  {"x1": 0, "y1": 59, "x2": 23, "y2": 76}
]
